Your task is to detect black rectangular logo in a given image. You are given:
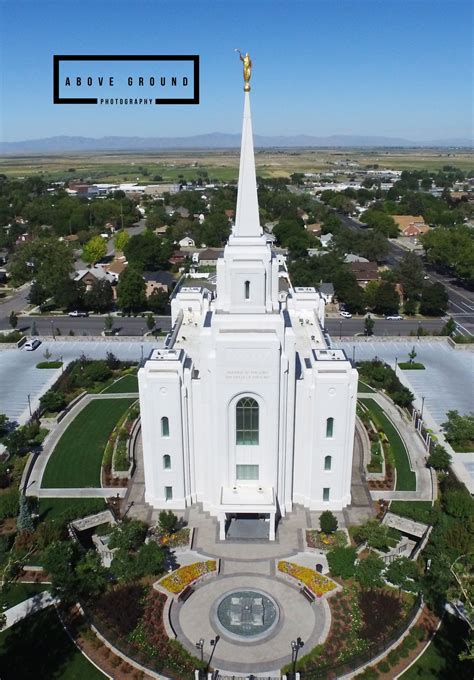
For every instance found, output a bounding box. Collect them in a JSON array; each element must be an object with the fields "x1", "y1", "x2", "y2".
[{"x1": 53, "y1": 55, "x2": 199, "y2": 105}]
